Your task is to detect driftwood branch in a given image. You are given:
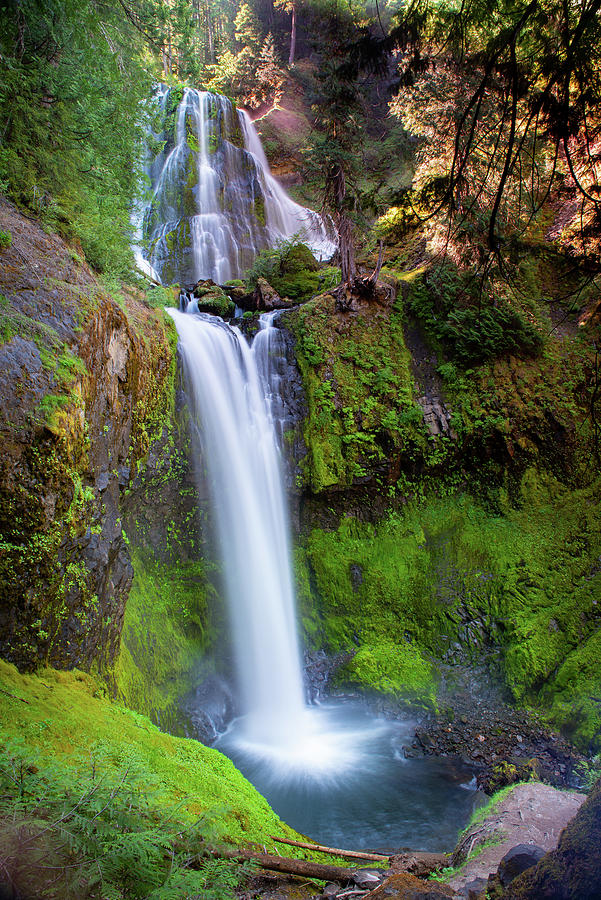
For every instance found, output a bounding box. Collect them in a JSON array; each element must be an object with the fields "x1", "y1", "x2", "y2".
[
  {"x1": 211, "y1": 848, "x2": 359, "y2": 882},
  {"x1": 271, "y1": 836, "x2": 388, "y2": 862}
]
